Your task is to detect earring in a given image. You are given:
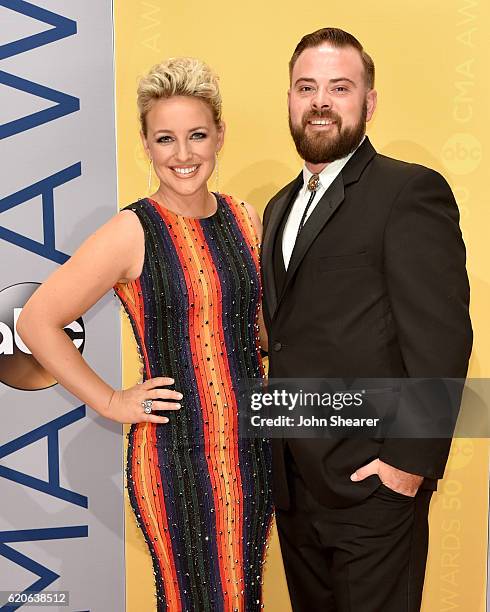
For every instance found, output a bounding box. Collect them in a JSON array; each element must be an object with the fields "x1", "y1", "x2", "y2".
[
  {"x1": 214, "y1": 152, "x2": 219, "y2": 193},
  {"x1": 147, "y1": 158, "x2": 153, "y2": 195}
]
